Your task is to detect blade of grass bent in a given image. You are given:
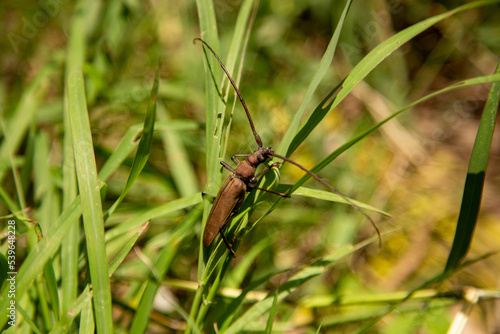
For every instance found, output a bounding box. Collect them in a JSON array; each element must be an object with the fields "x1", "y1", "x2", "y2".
[
  {"x1": 278, "y1": 185, "x2": 389, "y2": 216},
  {"x1": 106, "y1": 66, "x2": 159, "y2": 219},
  {"x1": 108, "y1": 222, "x2": 150, "y2": 275},
  {"x1": 444, "y1": 62, "x2": 500, "y2": 275},
  {"x1": 277, "y1": 0, "x2": 354, "y2": 156},
  {"x1": 285, "y1": 0, "x2": 500, "y2": 157},
  {"x1": 221, "y1": 0, "x2": 257, "y2": 155},
  {"x1": 67, "y1": 69, "x2": 113, "y2": 333},
  {"x1": 257, "y1": 73, "x2": 500, "y2": 228}
]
